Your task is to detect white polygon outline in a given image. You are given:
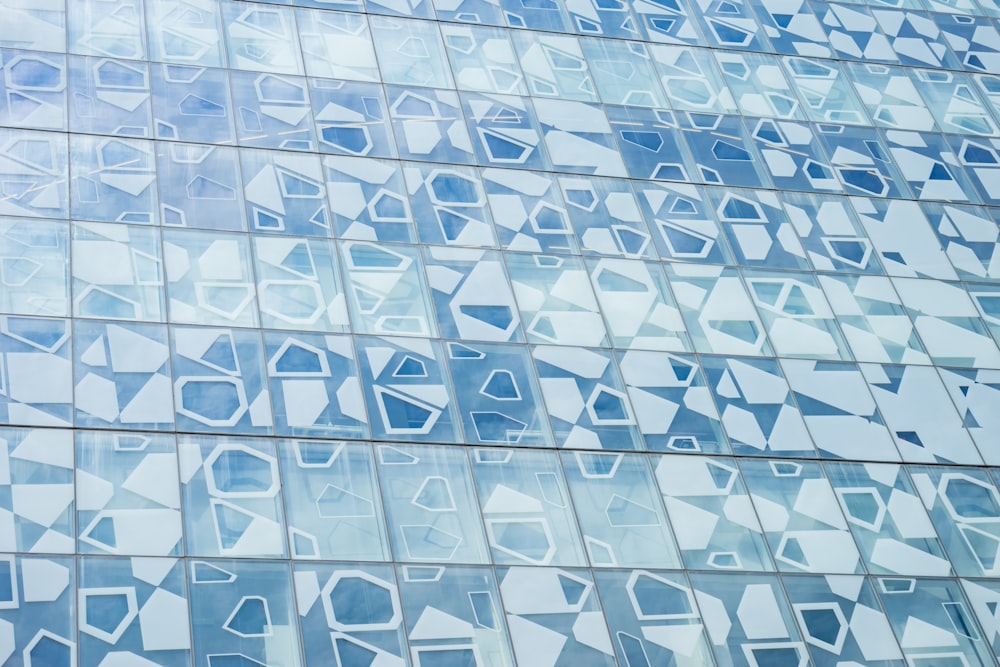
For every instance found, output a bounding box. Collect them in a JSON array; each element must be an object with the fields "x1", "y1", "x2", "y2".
[
  {"x1": 317, "y1": 483, "x2": 376, "y2": 518},
  {"x1": 400, "y1": 524, "x2": 463, "y2": 561},
  {"x1": 204, "y1": 443, "x2": 280, "y2": 498},
  {"x1": 267, "y1": 337, "x2": 331, "y2": 377},
  {"x1": 321, "y1": 570, "x2": 401, "y2": 631},
  {"x1": 625, "y1": 570, "x2": 697, "y2": 621},
  {"x1": 223, "y1": 596, "x2": 273, "y2": 638},
  {"x1": 411, "y1": 644, "x2": 483, "y2": 667},
  {"x1": 938, "y1": 473, "x2": 1000, "y2": 524},
  {"x1": 485, "y1": 517, "x2": 556, "y2": 565},
  {"x1": 793, "y1": 602, "x2": 848, "y2": 653},
  {"x1": 175, "y1": 376, "x2": 248, "y2": 427},
  {"x1": 834, "y1": 487, "x2": 886, "y2": 532},
  {"x1": 411, "y1": 476, "x2": 457, "y2": 512},
  {"x1": 23, "y1": 630, "x2": 75, "y2": 667},
  {"x1": 741, "y1": 641, "x2": 808, "y2": 667},
  {"x1": 259, "y1": 280, "x2": 325, "y2": 325},
  {"x1": 79, "y1": 586, "x2": 138, "y2": 643}
]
